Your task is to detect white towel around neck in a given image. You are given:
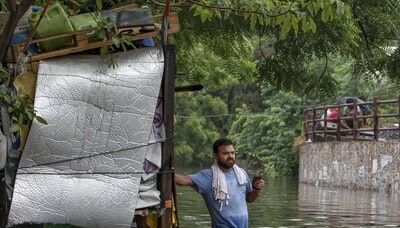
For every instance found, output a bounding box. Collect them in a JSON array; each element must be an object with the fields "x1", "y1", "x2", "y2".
[{"x1": 211, "y1": 164, "x2": 247, "y2": 210}]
